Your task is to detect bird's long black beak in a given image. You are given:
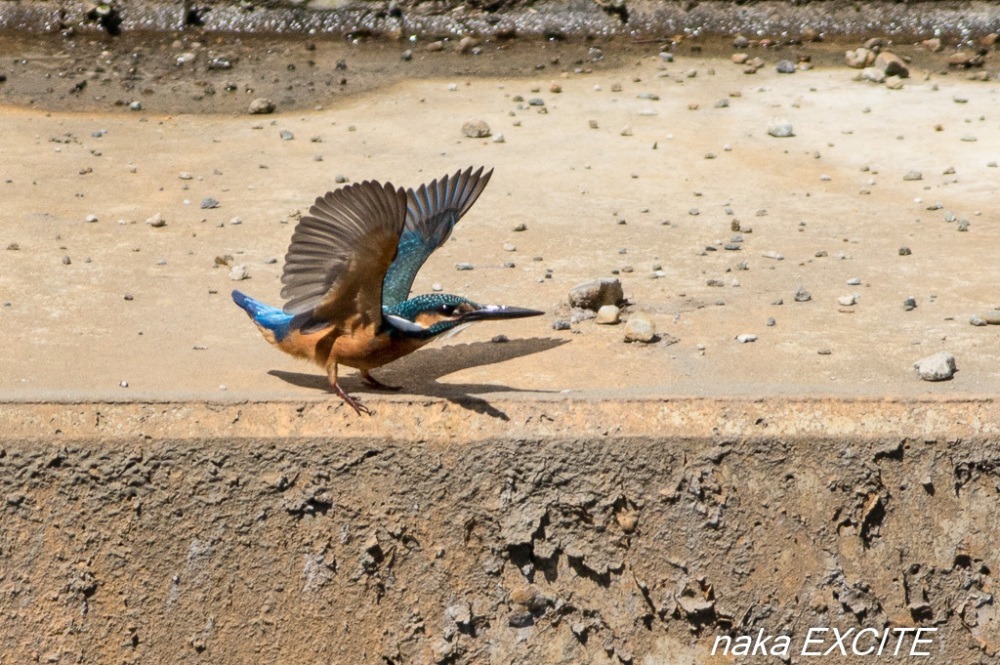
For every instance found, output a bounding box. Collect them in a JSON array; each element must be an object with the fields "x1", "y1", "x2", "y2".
[{"x1": 462, "y1": 304, "x2": 545, "y2": 322}]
